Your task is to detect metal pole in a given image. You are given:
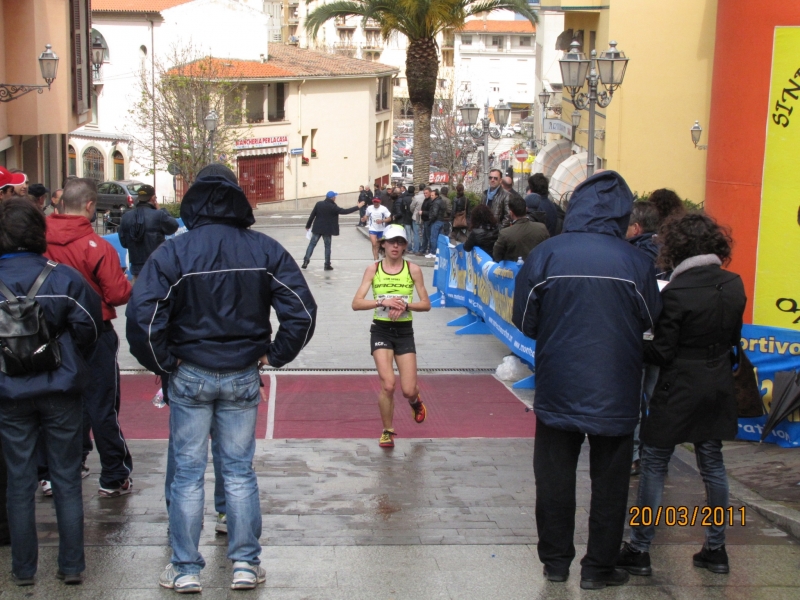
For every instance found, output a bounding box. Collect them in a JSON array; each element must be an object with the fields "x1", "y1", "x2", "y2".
[
  {"x1": 294, "y1": 154, "x2": 299, "y2": 210},
  {"x1": 586, "y1": 69, "x2": 596, "y2": 178},
  {"x1": 483, "y1": 99, "x2": 489, "y2": 195},
  {"x1": 209, "y1": 130, "x2": 215, "y2": 164}
]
